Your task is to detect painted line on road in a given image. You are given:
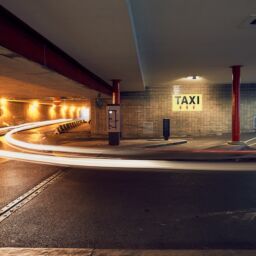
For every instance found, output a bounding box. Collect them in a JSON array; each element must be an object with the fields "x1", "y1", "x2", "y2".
[{"x1": 0, "y1": 170, "x2": 66, "y2": 223}]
